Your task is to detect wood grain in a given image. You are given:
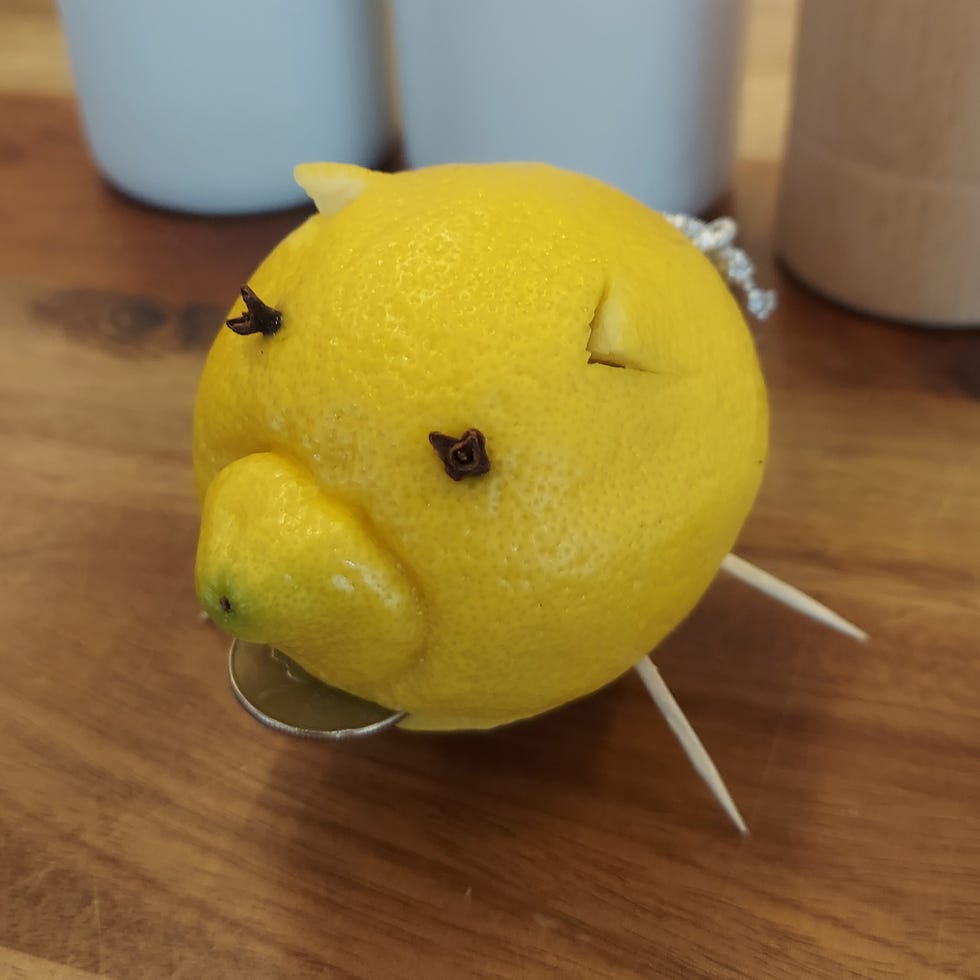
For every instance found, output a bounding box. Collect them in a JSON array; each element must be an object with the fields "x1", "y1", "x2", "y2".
[
  {"x1": 776, "y1": 0, "x2": 980, "y2": 324},
  {"x1": 3, "y1": 69, "x2": 980, "y2": 980}
]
